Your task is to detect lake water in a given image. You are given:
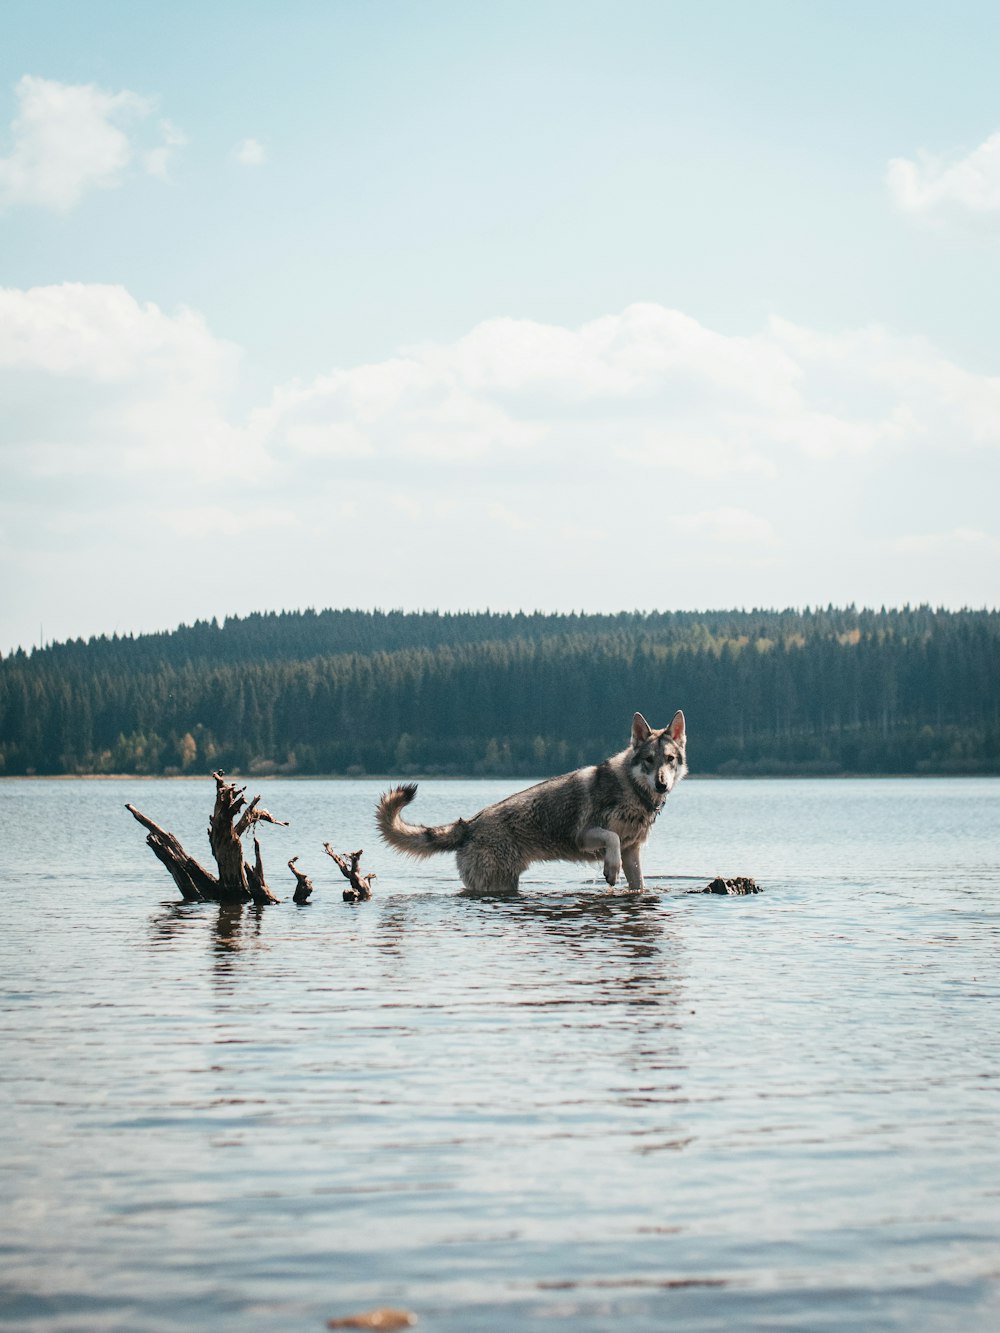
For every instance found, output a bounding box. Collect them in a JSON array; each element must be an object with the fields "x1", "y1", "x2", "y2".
[{"x1": 1, "y1": 775, "x2": 999, "y2": 1331}]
